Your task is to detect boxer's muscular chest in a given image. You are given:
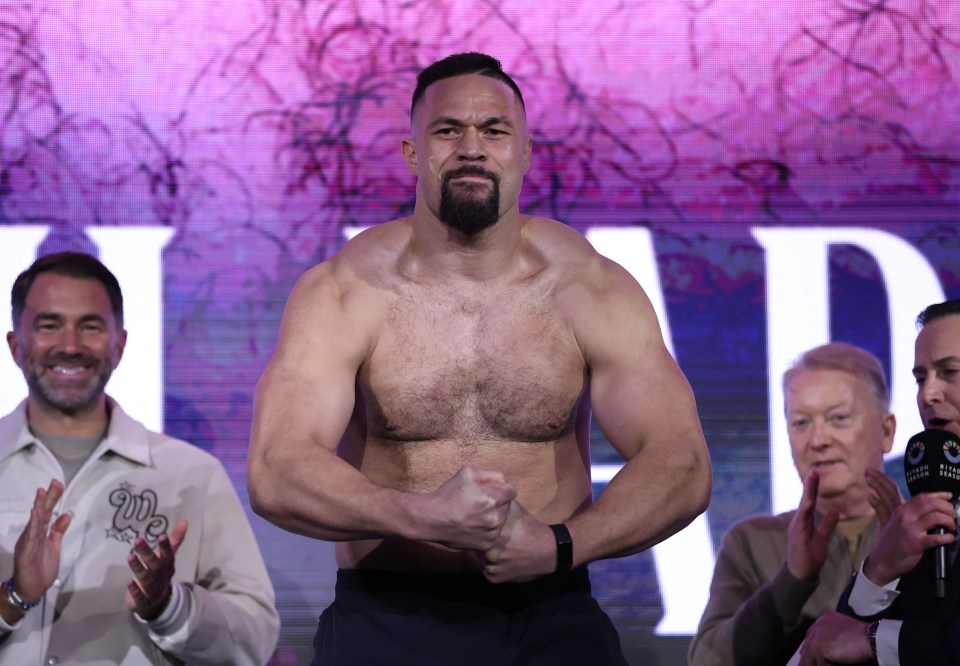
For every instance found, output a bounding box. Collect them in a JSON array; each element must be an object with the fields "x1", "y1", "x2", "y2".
[{"x1": 359, "y1": 281, "x2": 586, "y2": 444}]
